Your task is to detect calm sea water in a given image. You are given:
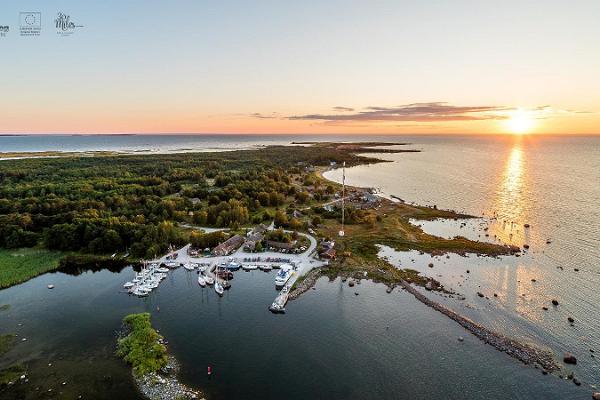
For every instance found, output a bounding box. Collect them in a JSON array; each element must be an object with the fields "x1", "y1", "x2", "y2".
[
  {"x1": 325, "y1": 134, "x2": 600, "y2": 390},
  {"x1": 0, "y1": 134, "x2": 598, "y2": 399}
]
